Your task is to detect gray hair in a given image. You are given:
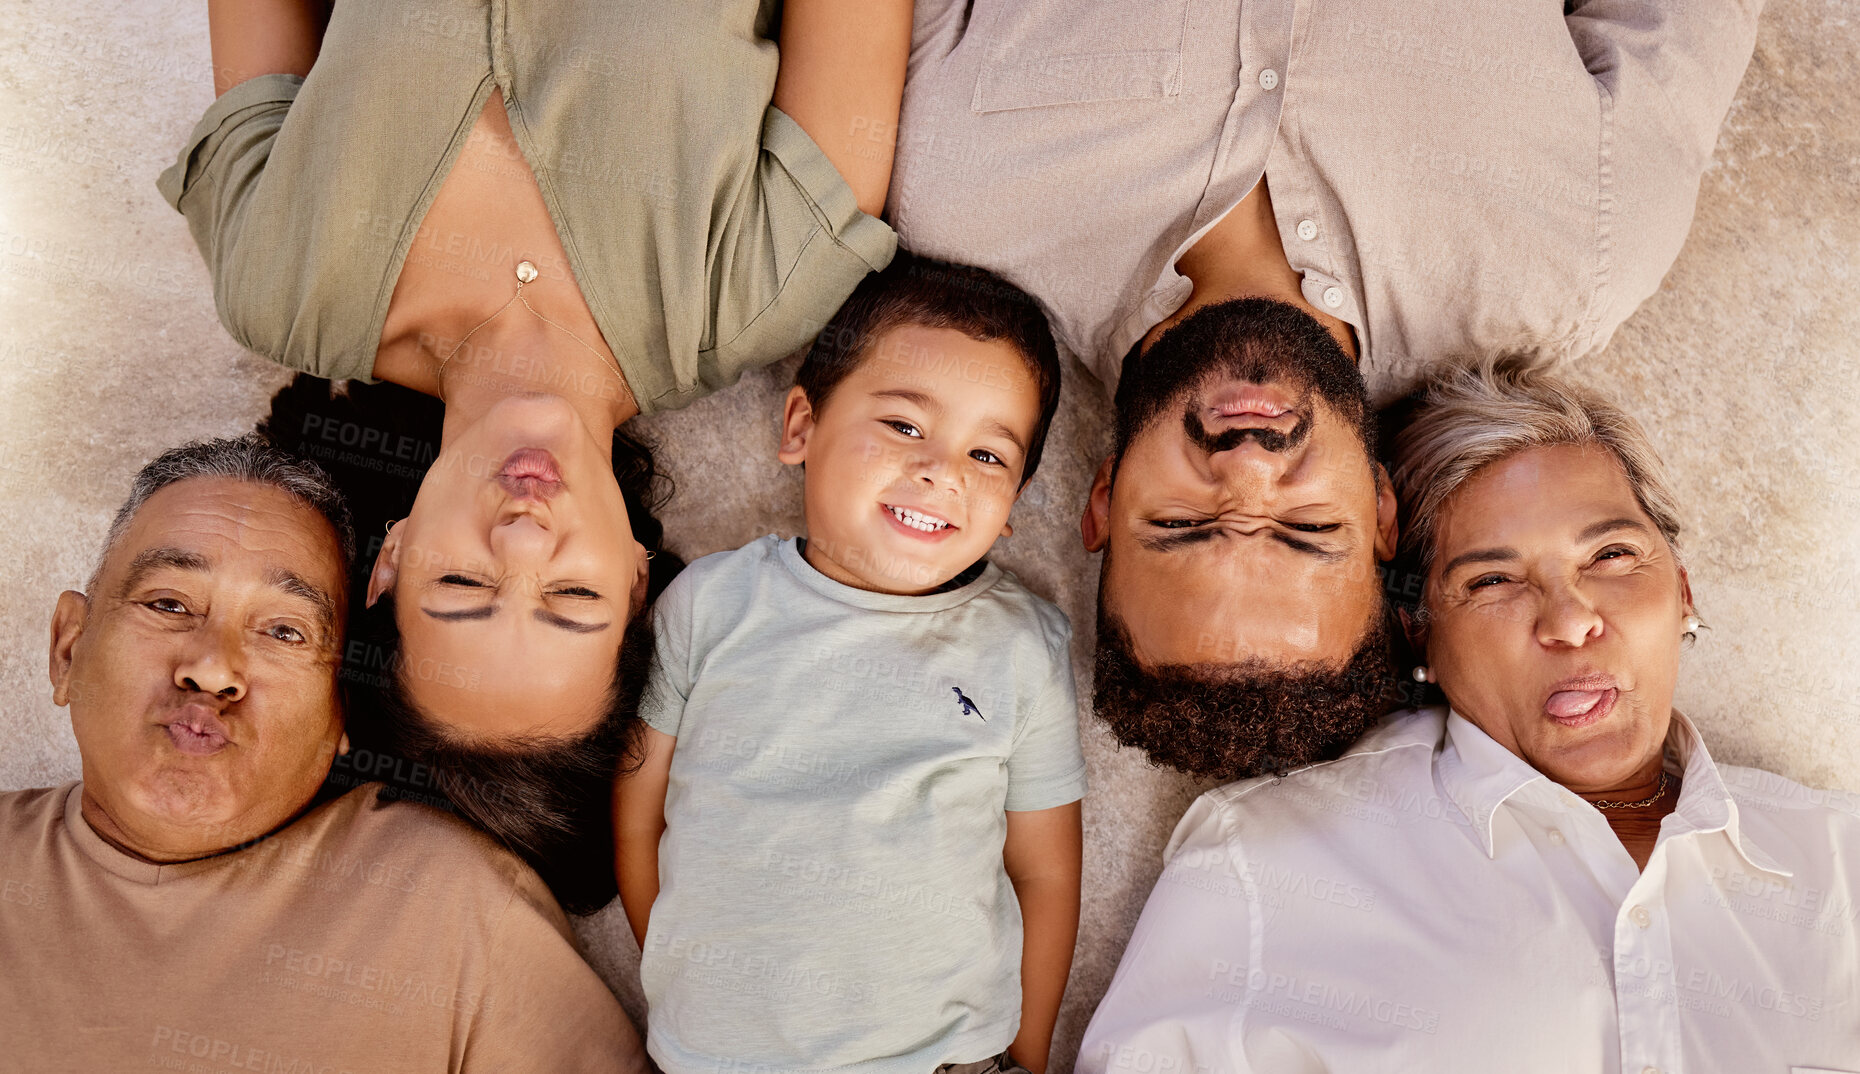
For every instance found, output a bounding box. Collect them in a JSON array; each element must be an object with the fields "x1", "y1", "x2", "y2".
[
  {"x1": 92, "y1": 435, "x2": 355, "y2": 591},
  {"x1": 1391, "y1": 355, "x2": 1684, "y2": 584}
]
